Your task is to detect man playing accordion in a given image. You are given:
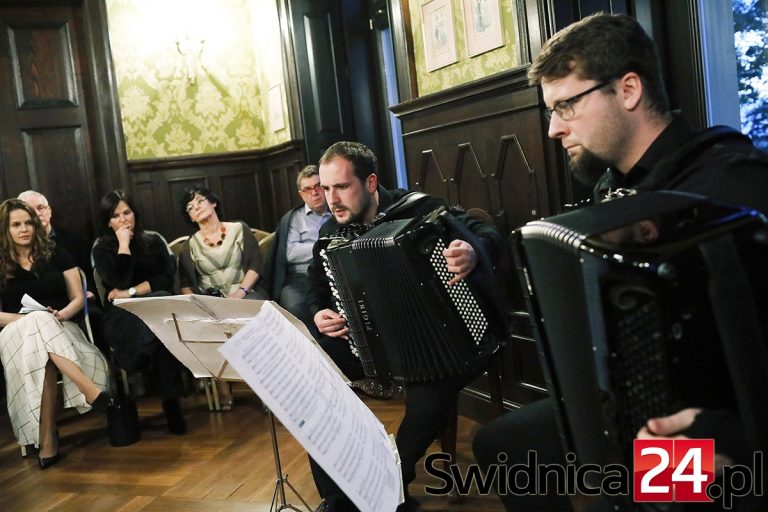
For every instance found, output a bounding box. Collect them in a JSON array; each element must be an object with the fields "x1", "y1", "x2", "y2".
[{"x1": 306, "y1": 141, "x2": 507, "y2": 512}]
